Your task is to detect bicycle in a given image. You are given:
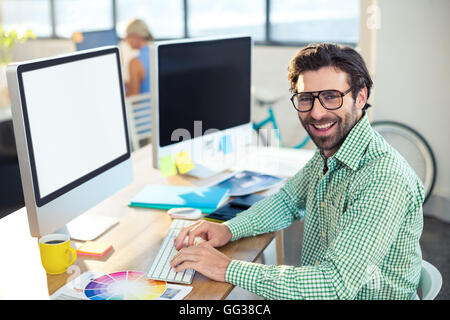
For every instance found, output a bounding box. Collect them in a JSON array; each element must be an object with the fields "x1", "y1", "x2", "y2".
[{"x1": 253, "y1": 94, "x2": 310, "y2": 149}]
